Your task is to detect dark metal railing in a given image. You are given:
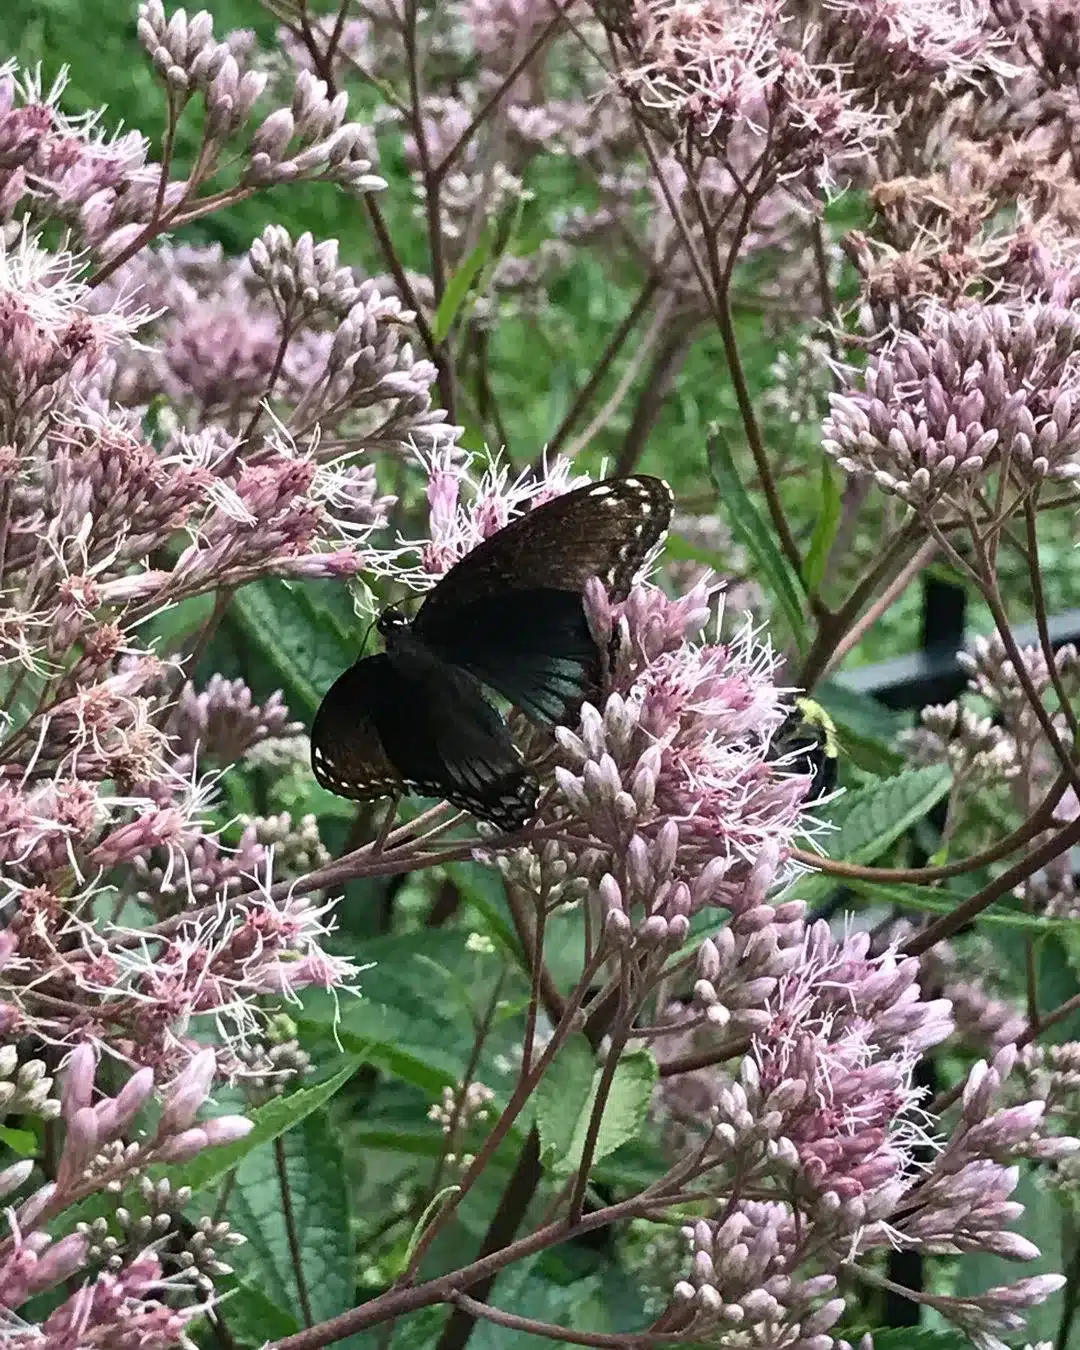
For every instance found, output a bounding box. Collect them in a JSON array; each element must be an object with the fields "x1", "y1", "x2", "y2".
[{"x1": 833, "y1": 577, "x2": 1080, "y2": 711}]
